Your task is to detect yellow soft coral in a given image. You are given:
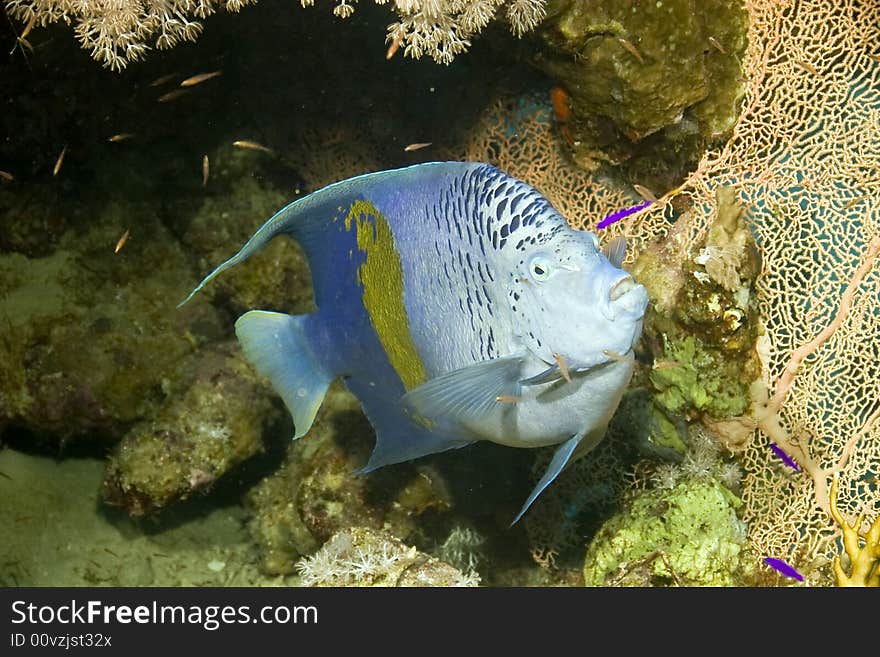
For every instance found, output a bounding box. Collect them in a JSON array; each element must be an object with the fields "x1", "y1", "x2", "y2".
[{"x1": 829, "y1": 474, "x2": 880, "y2": 587}]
